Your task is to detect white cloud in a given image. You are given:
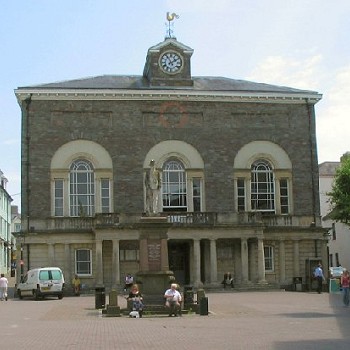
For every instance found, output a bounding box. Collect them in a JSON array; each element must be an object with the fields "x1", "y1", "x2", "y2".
[
  {"x1": 317, "y1": 65, "x2": 350, "y2": 162},
  {"x1": 246, "y1": 55, "x2": 350, "y2": 162},
  {"x1": 246, "y1": 54, "x2": 323, "y2": 90}
]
